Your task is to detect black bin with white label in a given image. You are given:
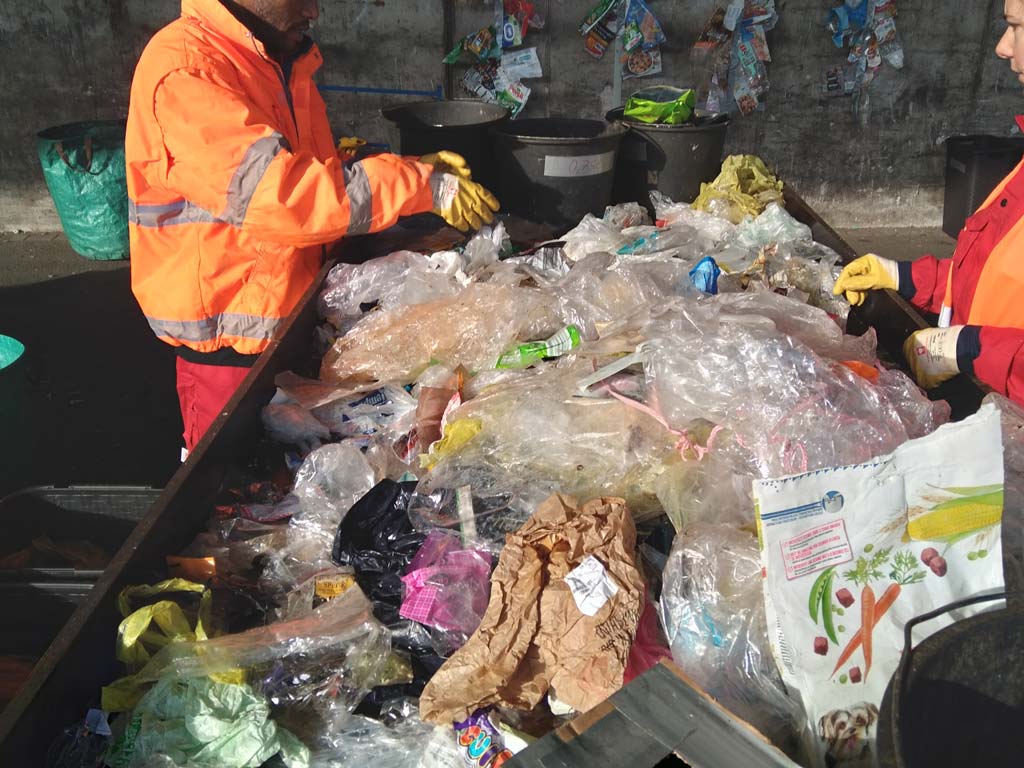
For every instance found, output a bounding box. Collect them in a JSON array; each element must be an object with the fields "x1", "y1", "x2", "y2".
[{"x1": 491, "y1": 118, "x2": 626, "y2": 229}]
